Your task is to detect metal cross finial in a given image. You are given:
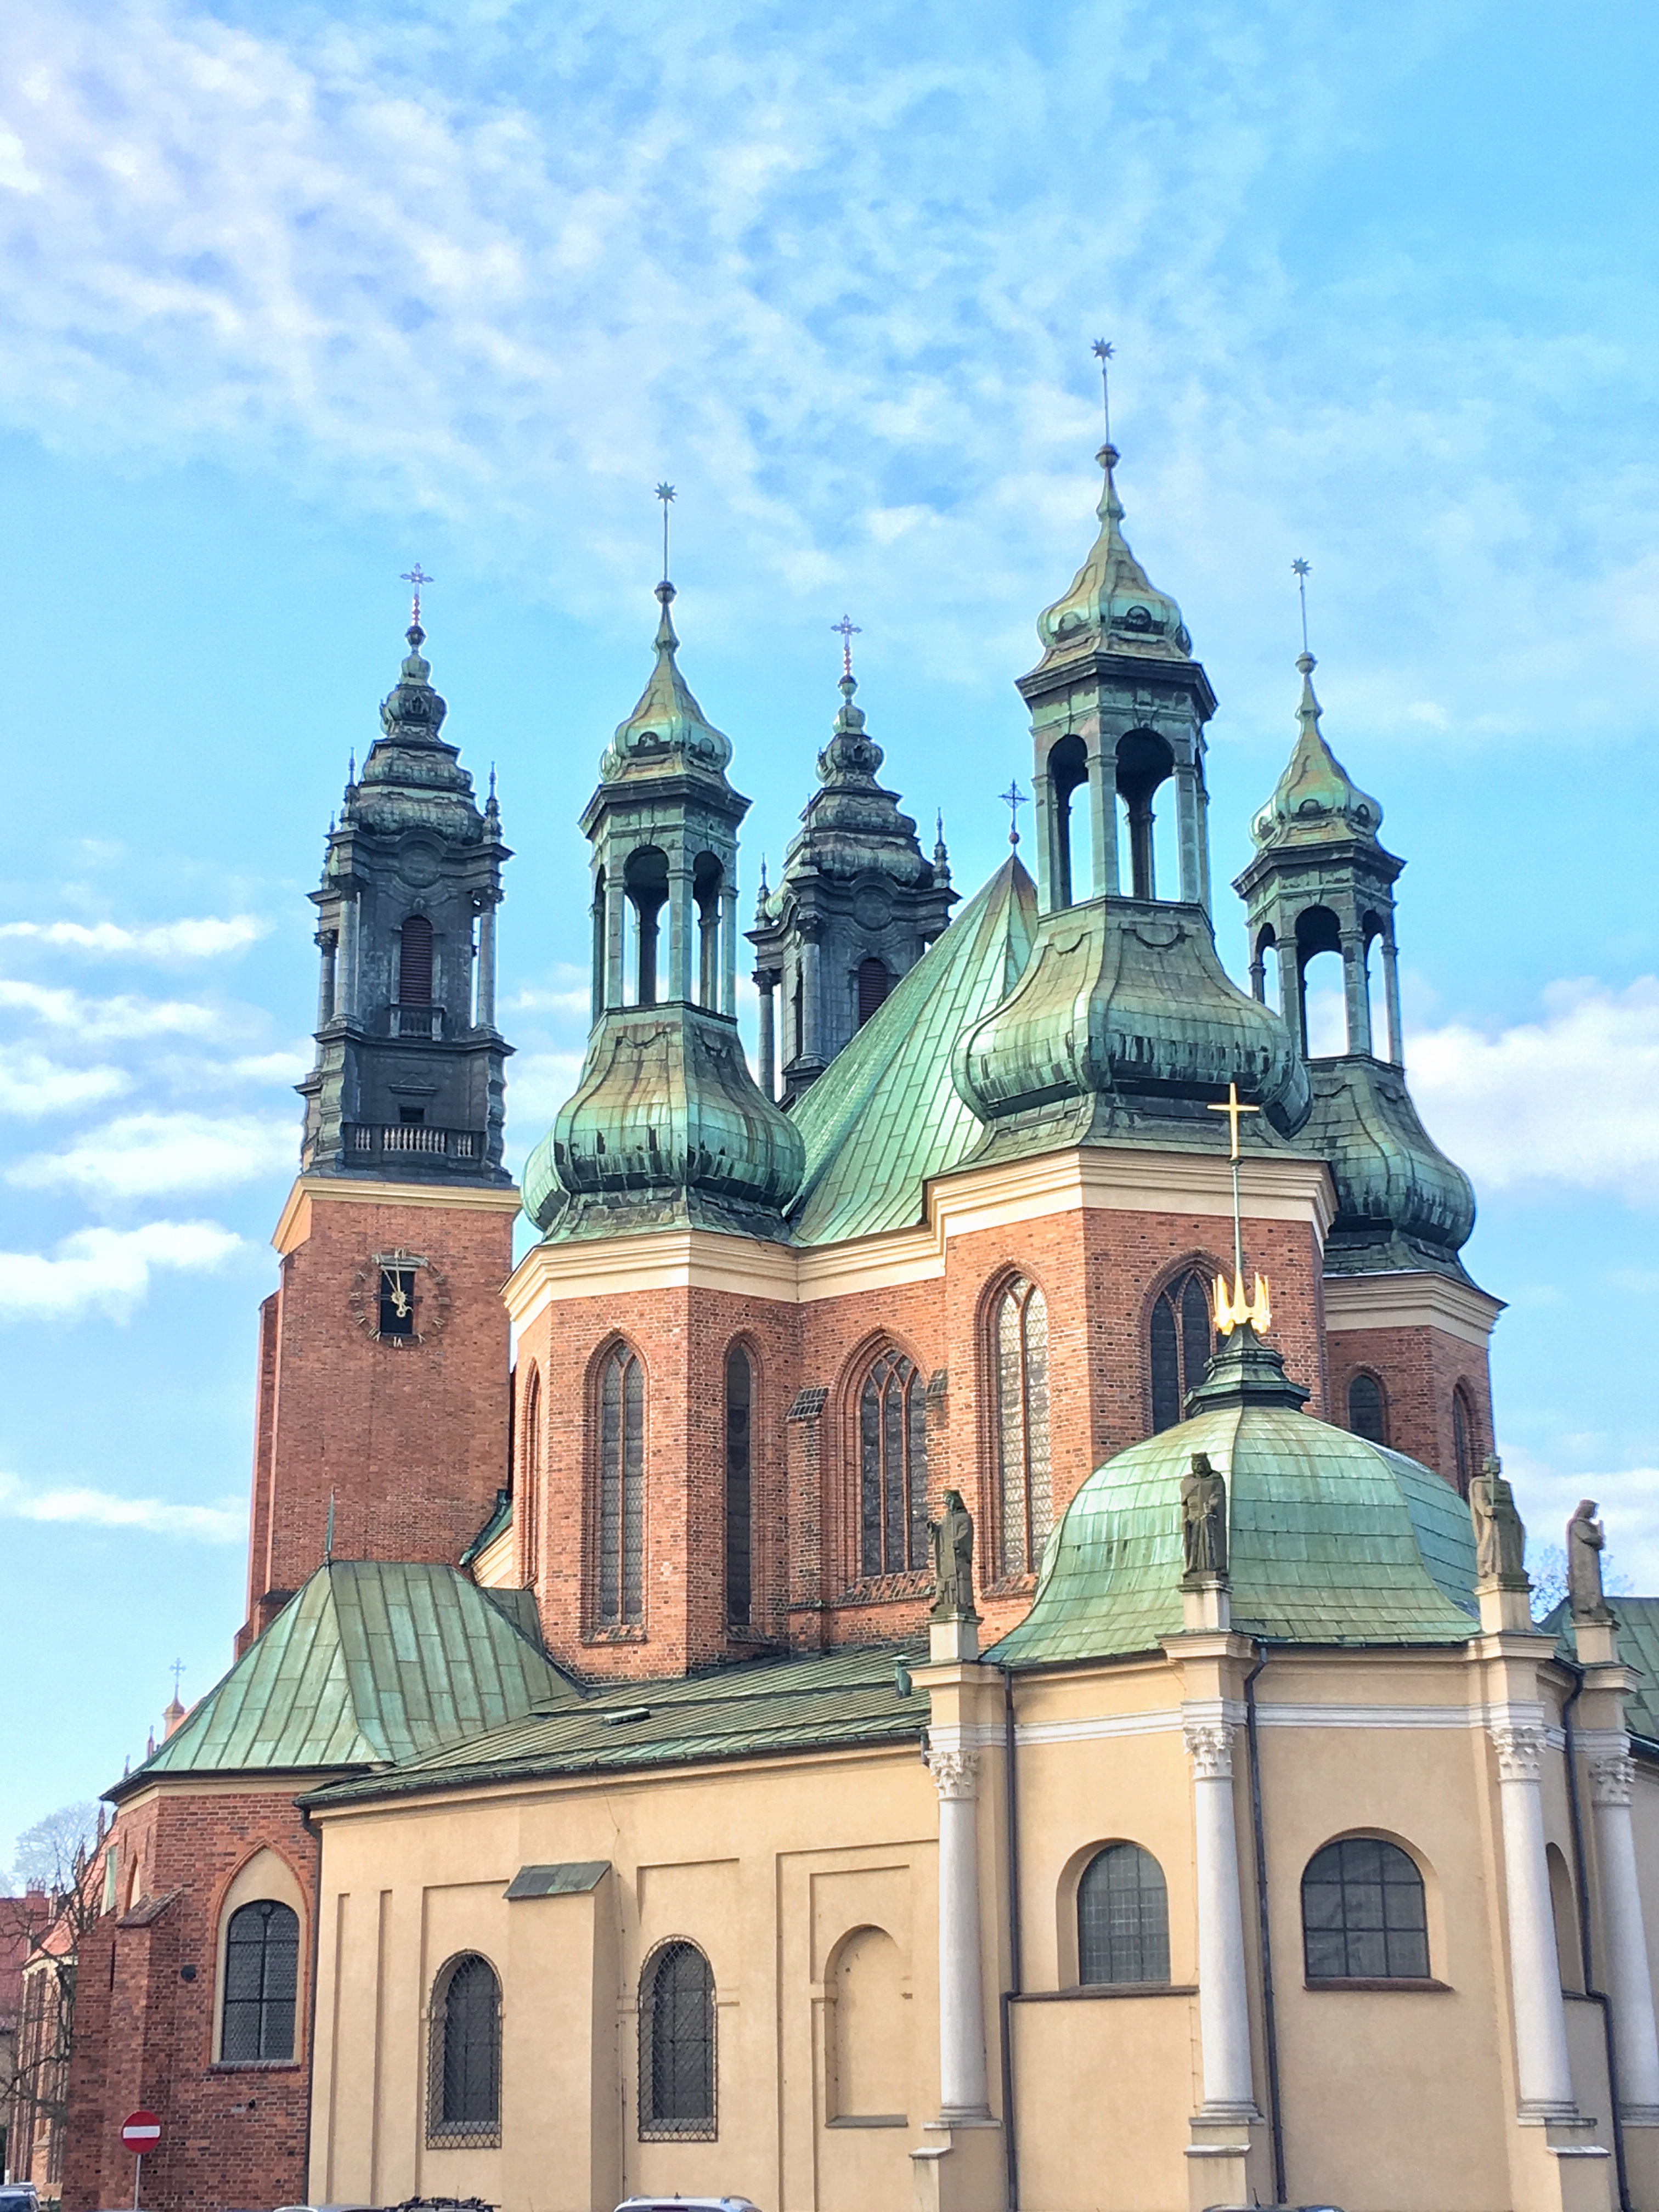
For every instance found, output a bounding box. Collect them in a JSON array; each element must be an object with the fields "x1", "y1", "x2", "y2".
[
  {"x1": 832, "y1": 614, "x2": 861, "y2": 681},
  {"x1": 1207, "y1": 1080, "x2": 1271, "y2": 1335},
  {"x1": 170, "y1": 1658, "x2": 185, "y2": 1697},
  {"x1": 1292, "y1": 558, "x2": 1312, "y2": 656},
  {"x1": 399, "y1": 564, "x2": 433, "y2": 627},
  {"x1": 1092, "y1": 337, "x2": 1115, "y2": 446},
  {"x1": 1001, "y1": 780, "x2": 1028, "y2": 847},
  {"x1": 656, "y1": 482, "x2": 675, "y2": 582}
]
